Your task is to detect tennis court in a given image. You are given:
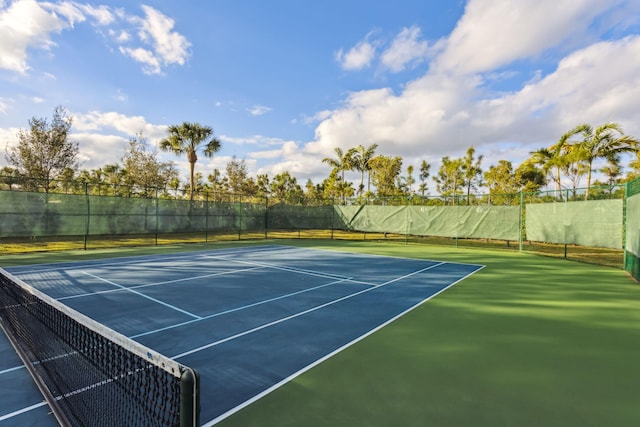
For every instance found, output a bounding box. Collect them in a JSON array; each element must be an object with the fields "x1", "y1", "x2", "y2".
[{"x1": 0, "y1": 244, "x2": 482, "y2": 426}]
